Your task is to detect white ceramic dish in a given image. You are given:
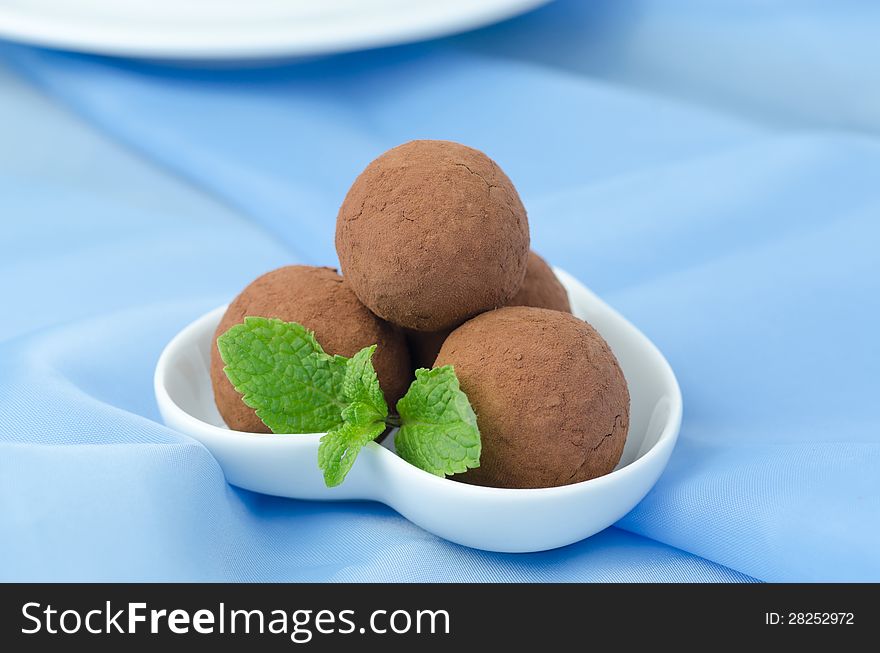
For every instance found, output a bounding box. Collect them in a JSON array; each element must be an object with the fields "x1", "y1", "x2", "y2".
[
  {"x1": 0, "y1": 0, "x2": 550, "y2": 61},
  {"x1": 154, "y1": 269, "x2": 681, "y2": 552}
]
